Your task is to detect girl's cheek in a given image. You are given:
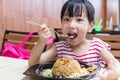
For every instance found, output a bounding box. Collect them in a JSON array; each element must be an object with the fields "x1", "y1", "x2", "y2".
[{"x1": 62, "y1": 29, "x2": 66, "y2": 34}]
